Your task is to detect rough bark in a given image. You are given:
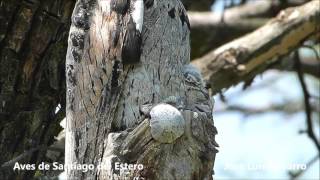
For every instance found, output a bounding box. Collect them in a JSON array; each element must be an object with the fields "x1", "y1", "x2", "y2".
[
  {"x1": 66, "y1": 0, "x2": 217, "y2": 179},
  {"x1": 0, "y1": 0, "x2": 75, "y2": 179},
  {"x1": 192, "y1": 0, "x2": 320, "y2": 94}
]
